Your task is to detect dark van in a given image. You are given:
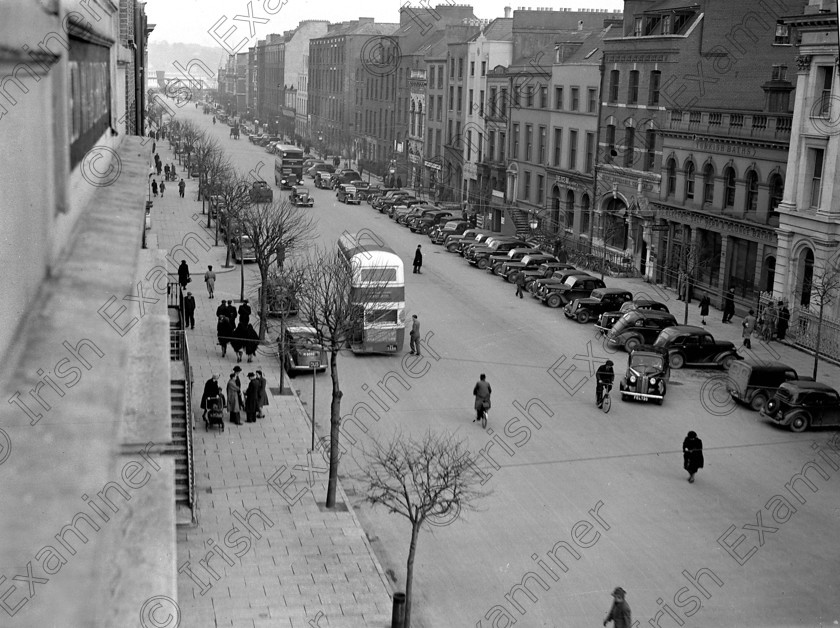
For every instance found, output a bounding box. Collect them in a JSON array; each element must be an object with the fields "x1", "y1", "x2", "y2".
[
  {"x1": 606, "y1": 310, "x2": 679, "y2": 353},
  {"x1": 726, "y1": 361, "x2": 810, "y2": 412}
]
